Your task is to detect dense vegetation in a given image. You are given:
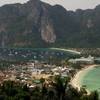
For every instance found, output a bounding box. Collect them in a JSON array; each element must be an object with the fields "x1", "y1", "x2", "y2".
[
  {"x1": 0, "y1": 76, "x2": 99, "y2": 100},
  {"x1": 49, "y1": 5, "x2": 100, "y2": 48},
  {"x1": 0, "y1": 0, "x2": 100, "y2": 48}
]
